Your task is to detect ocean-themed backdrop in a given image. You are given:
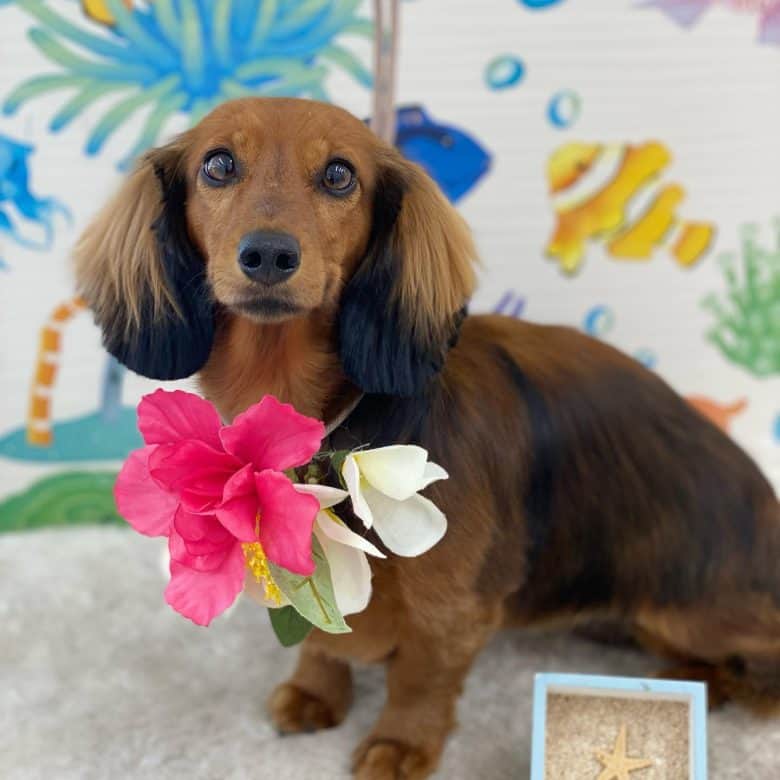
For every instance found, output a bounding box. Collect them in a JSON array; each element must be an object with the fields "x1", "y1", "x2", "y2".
[{"x1": 0, "y1": 0, "x2": 778, "y2": 530}]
